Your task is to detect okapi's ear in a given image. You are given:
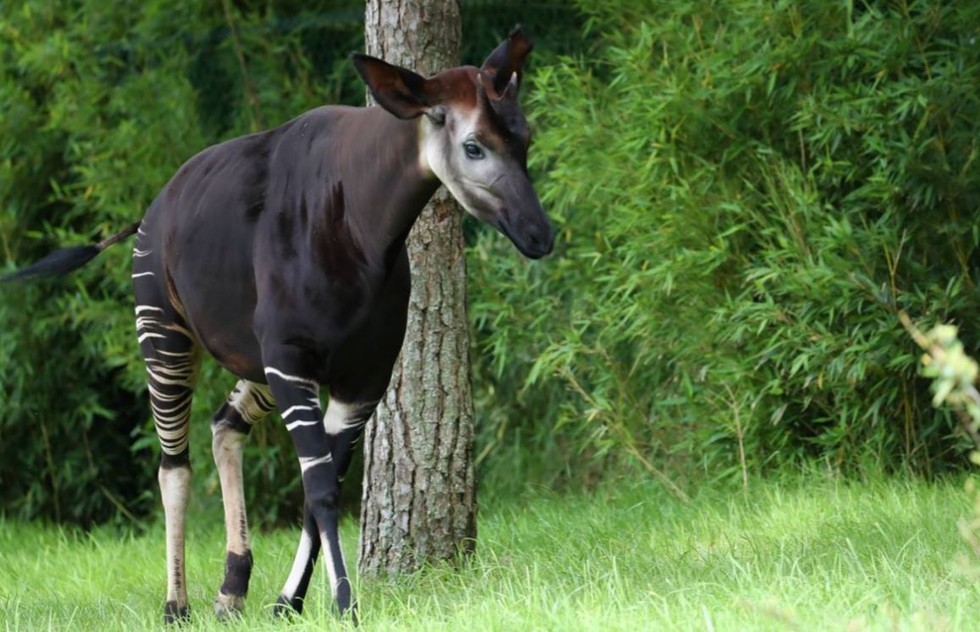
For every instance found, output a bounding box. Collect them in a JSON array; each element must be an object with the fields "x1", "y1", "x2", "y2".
[
  {"x1": 350, "y1": 53, "x2": 437, "y2": 120},
  {"x1": 480, "y1": 25, "x2": 533, "y2": 98}
]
